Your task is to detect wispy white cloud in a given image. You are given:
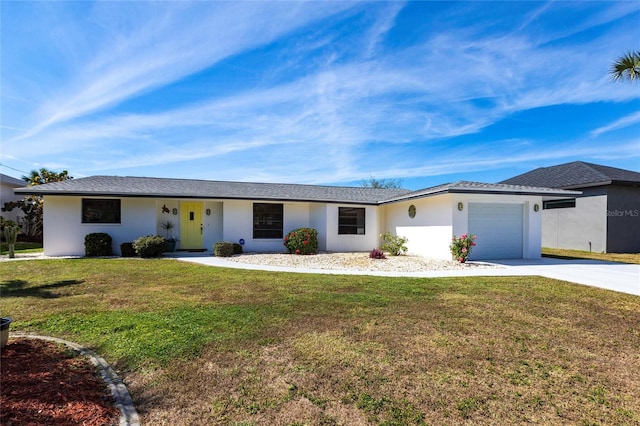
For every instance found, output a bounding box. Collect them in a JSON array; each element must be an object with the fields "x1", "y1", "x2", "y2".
[
  {"x1": 590, "y1": 112, "x2": 640, "y2": 137},
  {"x1": 2, "y1": 1, "x2": 639, "y2": 186},
  {"x1": 362, "y1": 2, "x2": 406, "y2": 59},
  {"x1": 357, "y1": 139, "x2": 640, "y2": 186},
  {"x1": 10, "y1": 2, "x2": 360, "y2": 142}
]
